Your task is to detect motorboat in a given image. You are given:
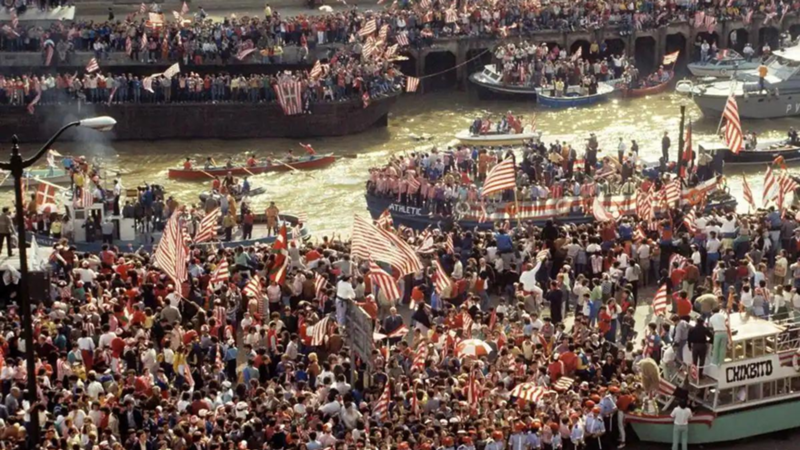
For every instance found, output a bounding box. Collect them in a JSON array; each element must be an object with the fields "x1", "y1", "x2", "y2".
[
  {"x1": 537, "y1": 82, "x2": 615, "y2": 109},
  {"x1": 469, "y1": 64, "x2": 539, "y2": 99},
  {"x1": 454, "y1": 130, "x2": 539, "y2": 146},
  {"x1": 687, "y1": 49, "x2": 762, "y2": 78},
  {"x1": 687, "y1": 45, "x2": 800, "y2": 119},
  {"x1": 698, "y1": 138, "x2": 800, "y2": 165}
]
